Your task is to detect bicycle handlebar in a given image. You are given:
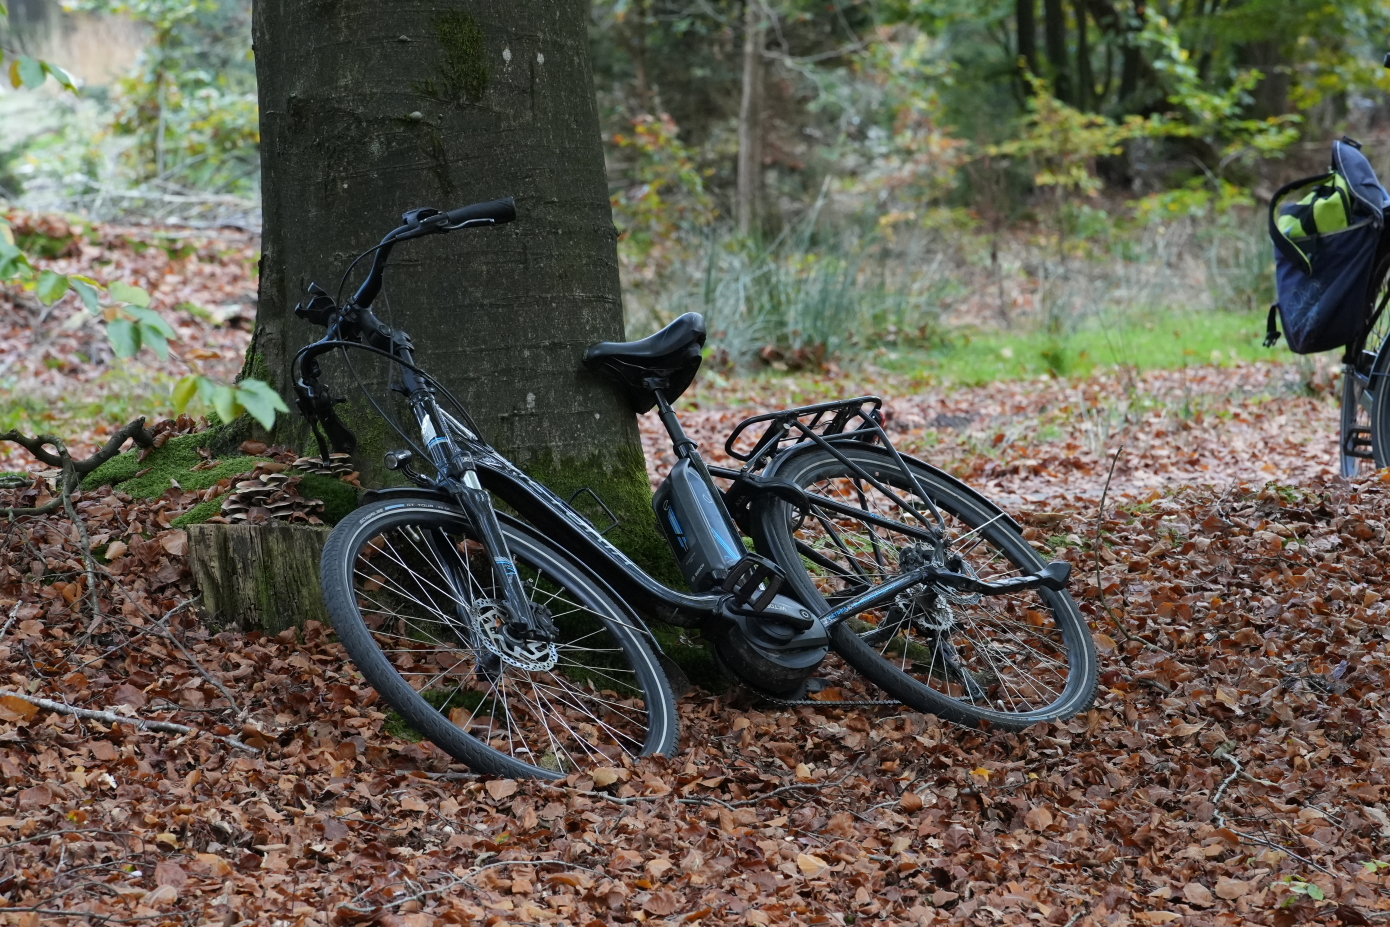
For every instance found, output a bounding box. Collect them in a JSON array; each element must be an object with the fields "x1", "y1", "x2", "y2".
[
  {"x1": 446, "y1": 197, "x2": 517, "y2": 227},
  {"x1": 349, "y1": 196, "x2": 516, "y2": 310}
]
